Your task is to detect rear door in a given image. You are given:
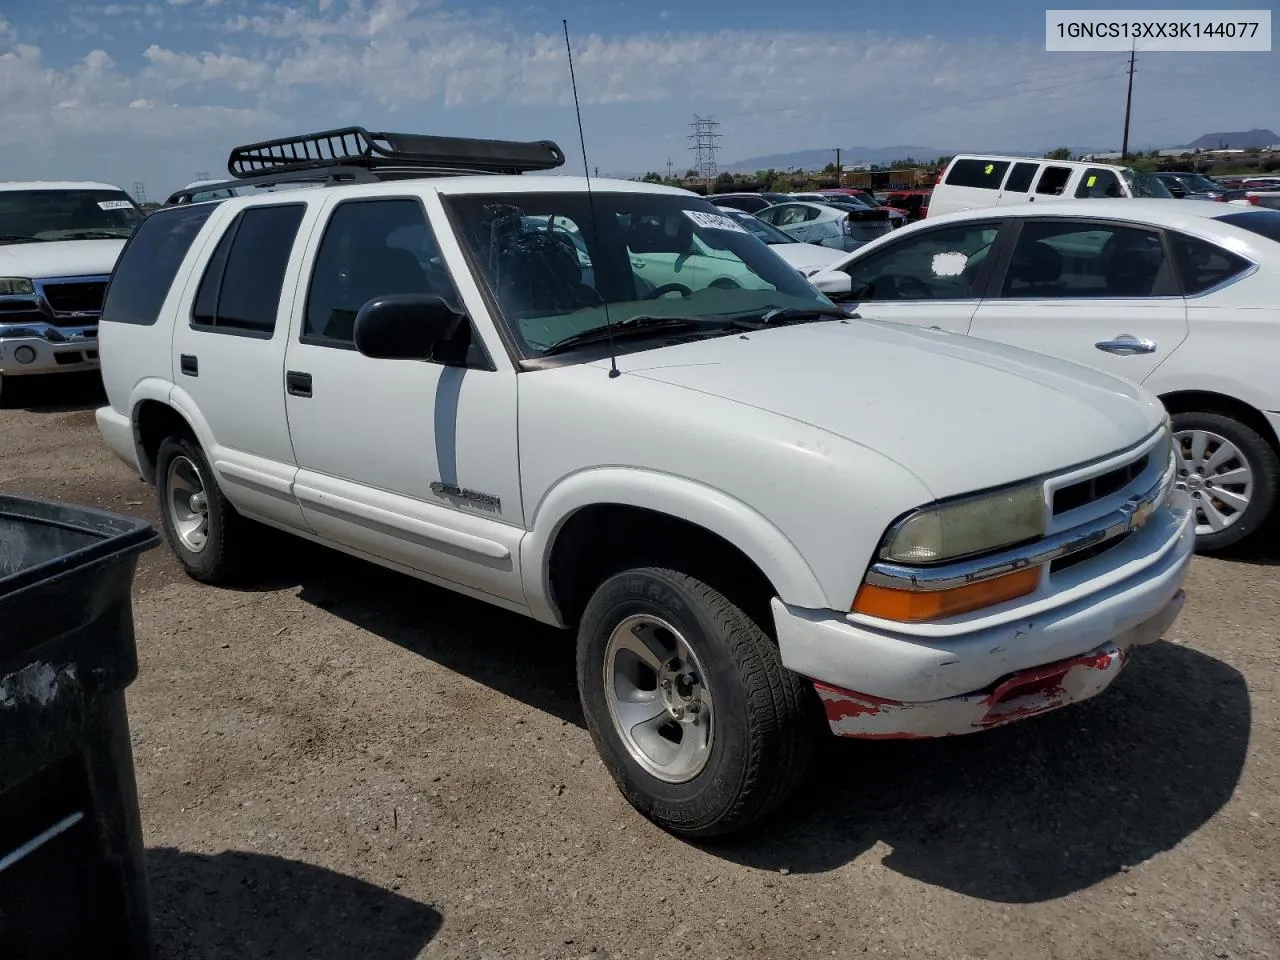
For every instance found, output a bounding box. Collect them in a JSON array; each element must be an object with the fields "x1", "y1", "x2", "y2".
[
  {"x1": 931, "y1": 158, "x2": 1011, "y2": 215},
  {"x1": 1074, "y1": 167, "x2": 1127, "y2": 199},
  {"x1": 995, "y1": 161, "x2": 1042, "y2": 207},
  {"x1": 967, "y1": 216, "x2": 1188, "y2": 383},
  {"x1": 169, "y1": 200, "x2": 314, "y2": 529},
  {"x1": 1028, "y1": 165, "x2": 1075, "y2": 205}
]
